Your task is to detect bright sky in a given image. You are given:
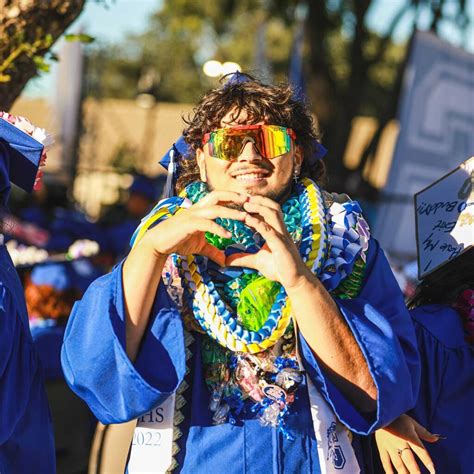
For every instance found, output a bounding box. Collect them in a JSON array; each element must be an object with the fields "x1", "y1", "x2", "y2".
[{"x1": 23, "y1": 0, "x2": 474, "y2": 98}]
